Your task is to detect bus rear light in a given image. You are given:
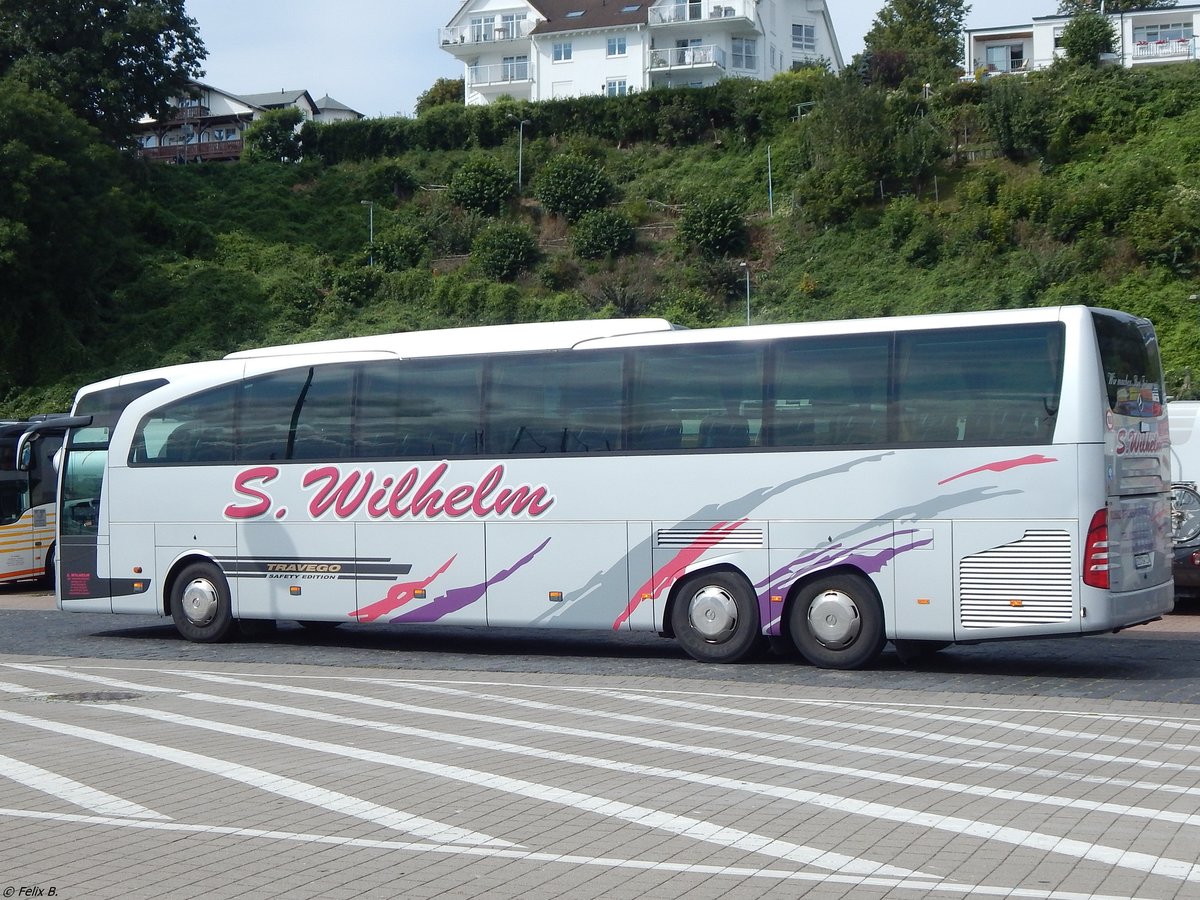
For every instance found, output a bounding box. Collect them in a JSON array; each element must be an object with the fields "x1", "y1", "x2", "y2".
[{"x1": 1083, "y1": 508, "x2": 1110, "y2": 589}]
